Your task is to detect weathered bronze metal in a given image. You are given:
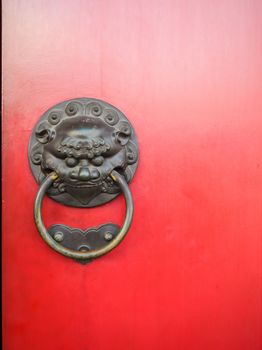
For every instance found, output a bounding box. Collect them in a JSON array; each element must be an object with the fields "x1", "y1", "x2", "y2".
[
  {"x1": 34, "y1": 171, "x2": 133, "y2": 263},
  {"x1": 29, "y1": 98, "x2": 138, "y2": 262},
  {"x1": 28, "y1": 98, "x2": 138, "y2": 207}
]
